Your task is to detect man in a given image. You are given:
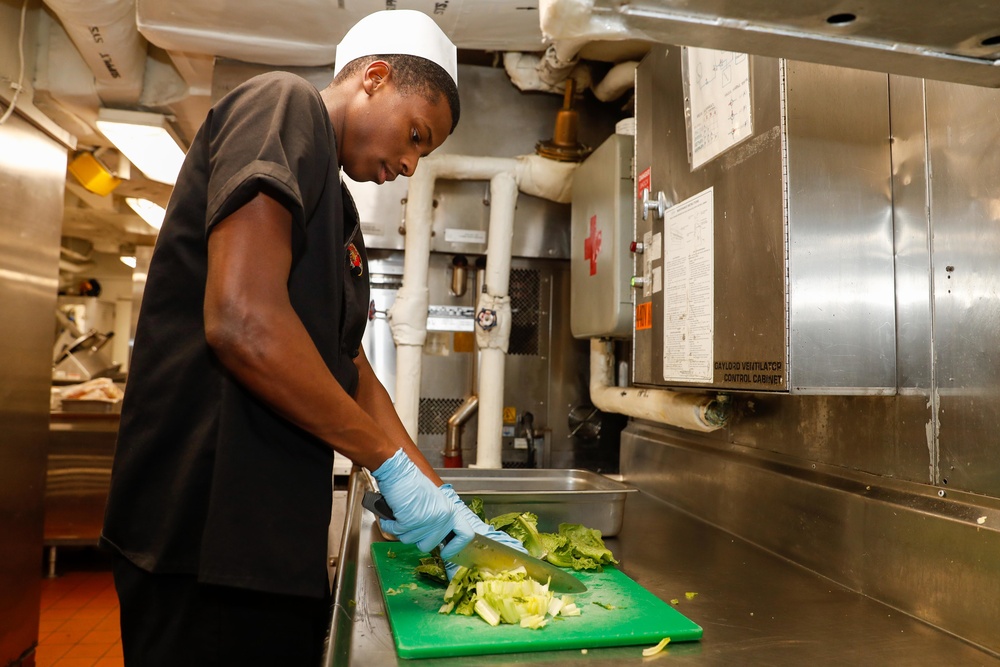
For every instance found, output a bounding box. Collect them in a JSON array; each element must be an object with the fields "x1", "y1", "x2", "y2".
[{"x1": 101, "y1": 10, "x2": 523, "y2": 665}]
